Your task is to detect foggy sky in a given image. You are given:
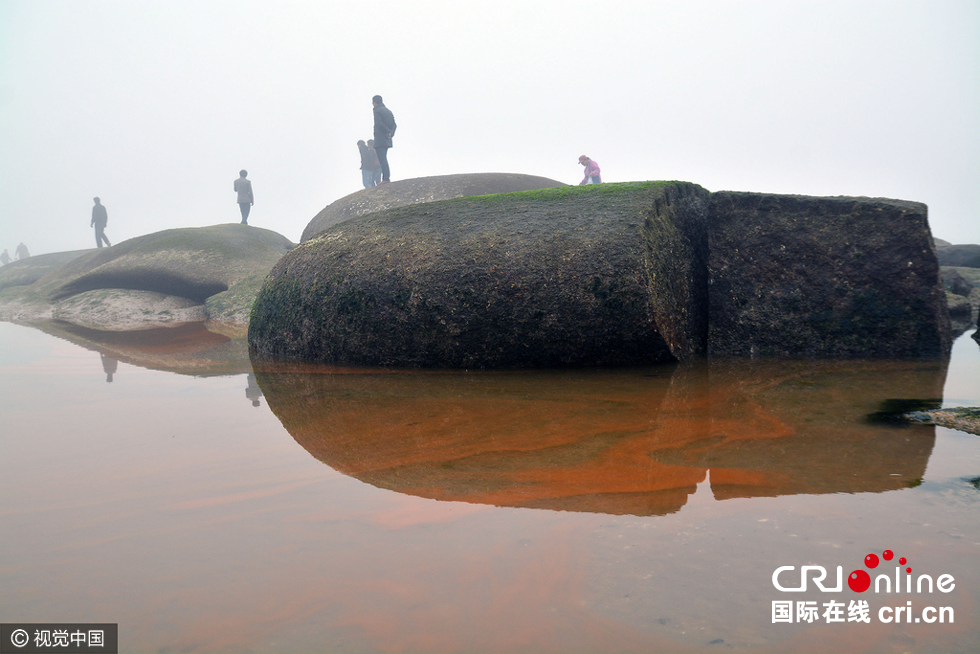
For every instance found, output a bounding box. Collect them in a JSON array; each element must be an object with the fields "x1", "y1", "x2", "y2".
[{"x1": 1, "y1": 0, "x2": 978, "y2": 257}]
